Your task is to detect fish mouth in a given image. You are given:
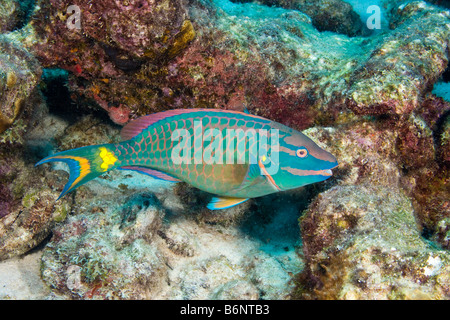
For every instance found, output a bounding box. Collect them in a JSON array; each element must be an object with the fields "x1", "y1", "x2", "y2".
[{"x1": 319, "y1": 169, "x2": 333, "y2": 176}]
